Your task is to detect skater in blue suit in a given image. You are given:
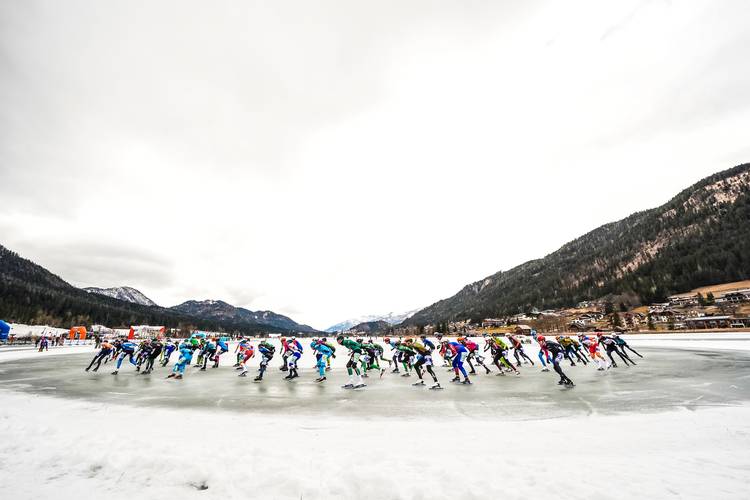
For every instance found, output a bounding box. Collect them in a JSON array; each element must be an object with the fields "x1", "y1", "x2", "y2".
[
  {"x1": 311, "y1": 339, "x2": 333, "y2": 383},
  {"x1": 445, "y1": 341, "x2": 471, "y2": 384},
  {"x1": 161, "y1": 341, "x2": 176, "y2": 367},
  {"x1": 167, "y1": 343, "x2": 193, "y2": 380},
  {"x1": 284, "y1": 338, "x2": 303, "y2": 380},
  {"x1": 213, "y1": 338, "x2": 229, "y2": 368},
  {"x1": 111, "y1": 341, "x2": 138, "y2": 375}
]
